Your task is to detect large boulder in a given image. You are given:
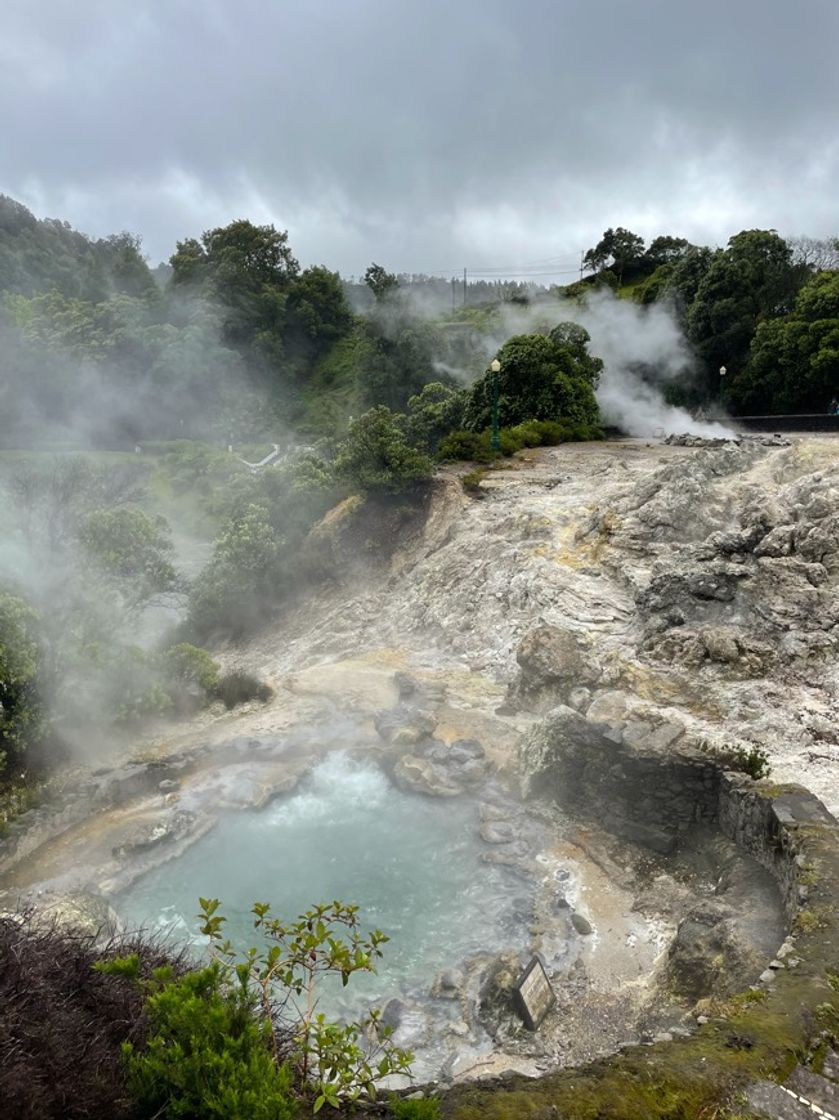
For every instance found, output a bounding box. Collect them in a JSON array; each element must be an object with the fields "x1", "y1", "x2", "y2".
[
  {"x1": 511, "y1": 625, "x2": 597, "y2": 711},
  {"x1": 667, "y1": 901, "x2": 765, "y2": 1001}
]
